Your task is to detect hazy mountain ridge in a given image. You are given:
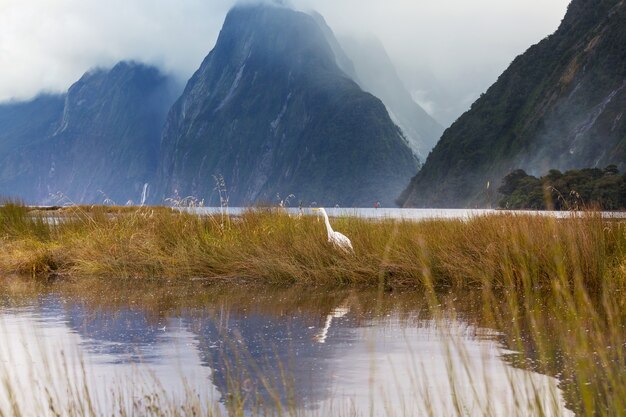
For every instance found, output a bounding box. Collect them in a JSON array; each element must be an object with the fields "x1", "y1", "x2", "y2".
[
  {"x1": 0, "y1": 62, "x2": 178, "y2": 204},
  {"x1": 0, "y1": 5, "x2": 429, "y2": 207},
  {"x1": 398, "y1": 0, "x2": 626, "y2": 208},
  {"x1": 311, "y1": 13, "x2": 444, "y2": 157},
  {"x1": 157, "y1": 5, "x2": 418, "y2": 207},
  {"x1": 0, "y1": 95, "x2": 66, "y2": 199},
  {"x1": 339, "y1": 36, "x2": 444, "y2": 158},
  {"x1": 0, "y1": 95, "x2": 65, "y2": 153}
]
